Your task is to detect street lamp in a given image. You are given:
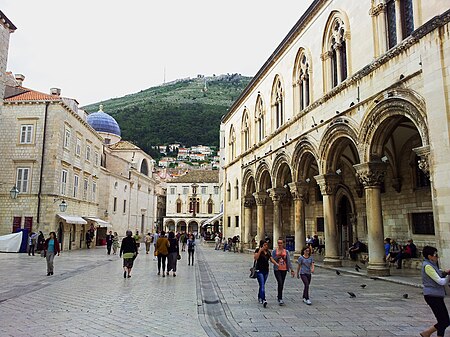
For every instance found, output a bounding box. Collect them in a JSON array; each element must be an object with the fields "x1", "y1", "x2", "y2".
[
  {"x1": 10, "y1": 186, "x2": 19, "y2": 199},
  {"x1": 54, "y1": 198, "x2": 68, "y2": 212}
]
